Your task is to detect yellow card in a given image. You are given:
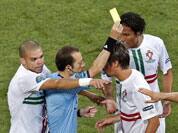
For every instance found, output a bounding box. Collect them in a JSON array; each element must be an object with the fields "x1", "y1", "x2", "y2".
[{"x1": 109, "y1": 8, "x2": 121, "y2": 23}]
